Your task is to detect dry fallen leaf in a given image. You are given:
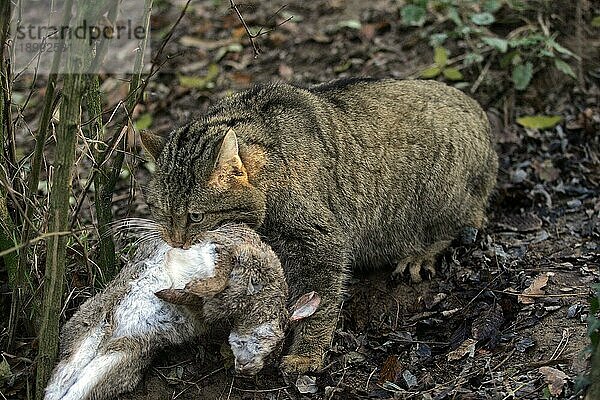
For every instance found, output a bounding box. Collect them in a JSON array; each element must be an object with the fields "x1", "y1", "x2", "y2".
[
  {"x1": 447, "y1": 338, "x2": 477, "y2": 361},
  {"x1": 295, "y1": 375, "x2": 318, "y2": 394},
  {"x1": 518, "y1": 274, "x2": 549, "y2": 304},
  {"x1": 532, "y1": 159, "x2": 560, "y2": 183},
  {"x1": 179, "y1": 36, "x2": 234, "y2": 50},
  {"x1": 278, "y1": 63, "x2": 294, "y2": 80},
  {"x1": 378, "y1": 355, "x2": 401, "y2": 384},
  {"x1": 471, "y1": 303, "x2": 504, "y2": 342},
  {"x1": 496, "y1": 213, "x2": 542, "y2": 232},
  {"x1": 539, "y1": 366, "x2": 568, "y2": 396}
]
